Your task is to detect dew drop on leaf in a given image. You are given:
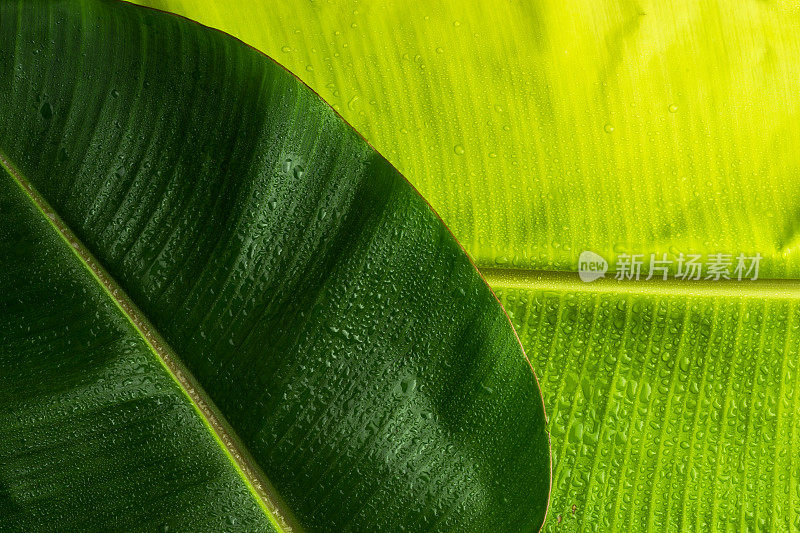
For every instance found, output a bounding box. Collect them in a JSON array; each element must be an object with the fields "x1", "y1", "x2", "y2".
[
  {"x1": 401, "y1": 377, "x2": 417, "y2": 395},
  {"x1": 40, "y1": 101, "x2": 52, "y2": 121}
]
